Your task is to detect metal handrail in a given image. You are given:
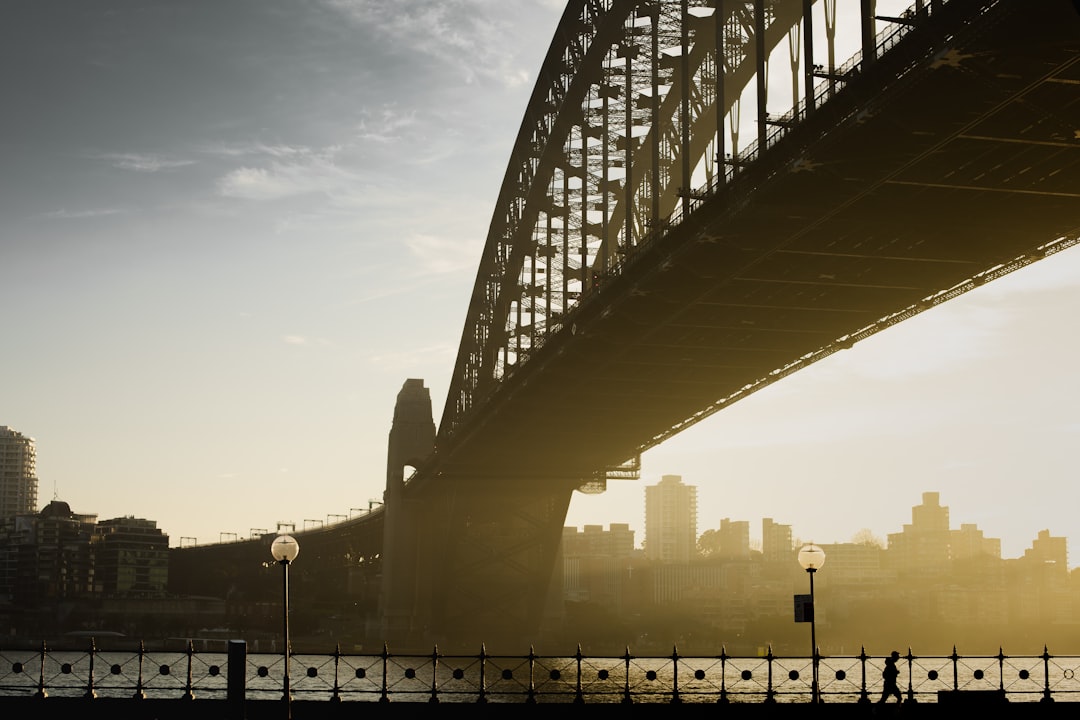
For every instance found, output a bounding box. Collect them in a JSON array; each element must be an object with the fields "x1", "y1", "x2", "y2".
[{"x1": 1, "y1": 641, "x2": 1077, "y2": 704}]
